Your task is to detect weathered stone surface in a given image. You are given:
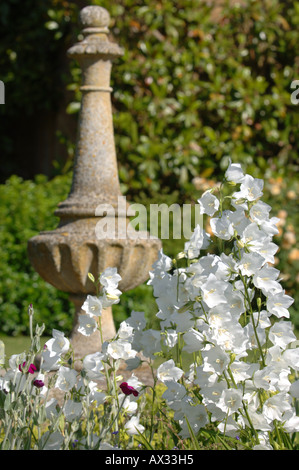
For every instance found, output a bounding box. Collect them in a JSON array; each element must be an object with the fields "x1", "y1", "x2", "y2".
[{"x1": 27, "y1": 5, "x2": 161, "y2": 362}]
